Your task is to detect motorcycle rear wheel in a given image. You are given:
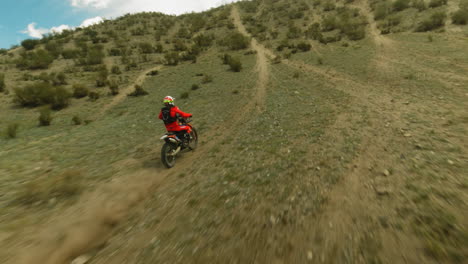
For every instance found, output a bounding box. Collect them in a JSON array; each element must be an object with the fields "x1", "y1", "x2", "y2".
[{"x1": 161, "y1": 143, "x2": 177, "y2": 168}]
